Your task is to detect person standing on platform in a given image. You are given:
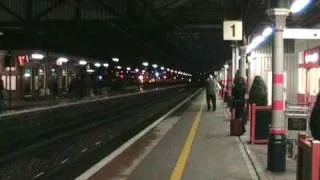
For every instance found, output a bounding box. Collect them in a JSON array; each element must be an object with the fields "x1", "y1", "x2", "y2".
[{"x1": 205, "y1": 74, "x2": 221, "y2": 111}]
